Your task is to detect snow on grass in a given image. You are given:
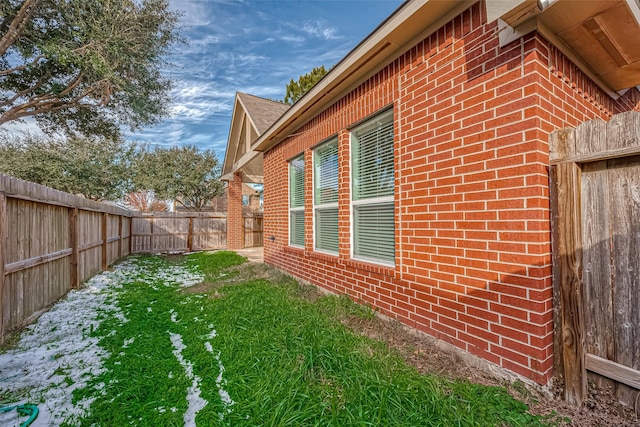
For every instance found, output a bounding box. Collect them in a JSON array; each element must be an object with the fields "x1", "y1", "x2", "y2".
[
  {"x1": 0, "y1": 255, "x2": 206, "y2": 426},
  {"x1": 0, "y1": 260, "x2": 139, "y2": 426},
  {"x1": 203, "y1": 326, "x2": 234, "y2": 421},
  {"x1": 0, "y1": 253, "x2": 264, "y2": 426},
  {"x1": 169, "y1": 332, "x2": 207, "y2": 427}
]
